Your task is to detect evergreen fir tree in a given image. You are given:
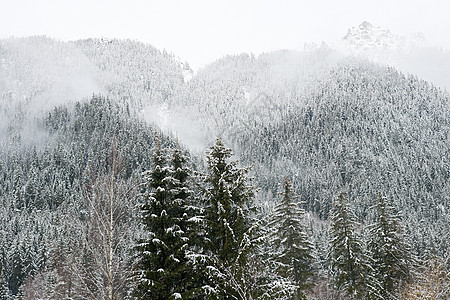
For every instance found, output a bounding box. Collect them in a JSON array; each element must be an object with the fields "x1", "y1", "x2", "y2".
[
  {"x1": 170, "y1": 147, "x2": 205, "y2": 299},
  {"x1": 201, "y1": 138, "x2": 255, "y2": 298},
  {"x1": 134, "y1": 144, "x2": 196, "y2": 299},
  {"x1": 330, "y1": 193, "x2": 380, "y2": 299},
  {"x1": 368, "y1": 193, "x2": 414, "y2": 299},
  {"x1": 268, "y1": 178, "x2": 315, "y2": 300}
]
